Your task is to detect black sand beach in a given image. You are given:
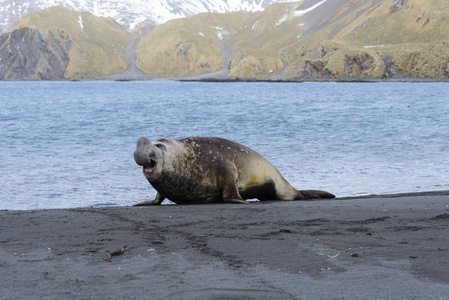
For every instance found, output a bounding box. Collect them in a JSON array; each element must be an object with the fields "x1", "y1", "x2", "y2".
[{"x1": 1, "y1": 192, "x2": 449, "y2": 299}]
